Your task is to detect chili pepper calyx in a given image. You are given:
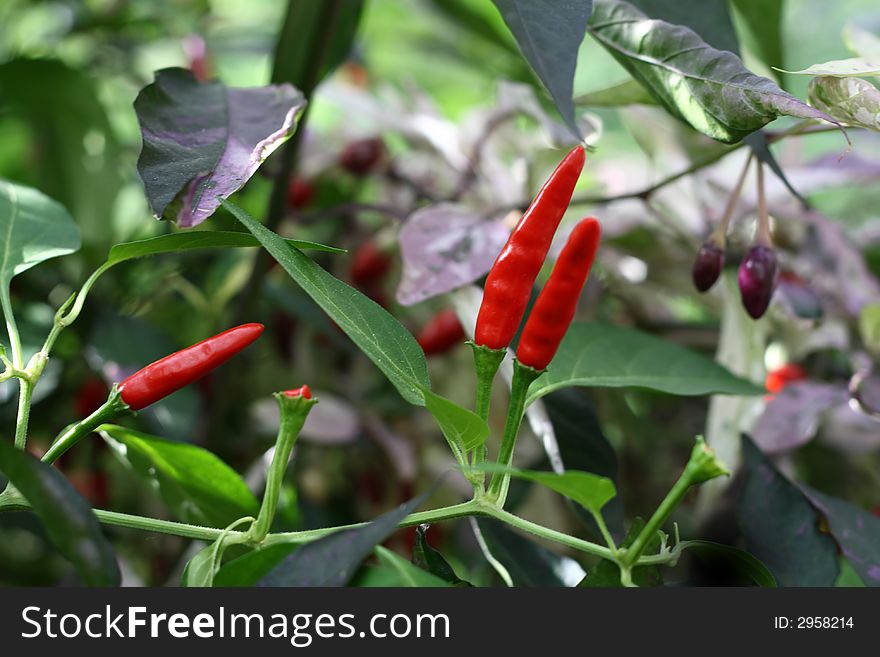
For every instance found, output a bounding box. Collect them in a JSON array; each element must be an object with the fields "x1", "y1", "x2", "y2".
[{"x1": 684, "y1": 436, "x2": 730, "y2": 486}]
